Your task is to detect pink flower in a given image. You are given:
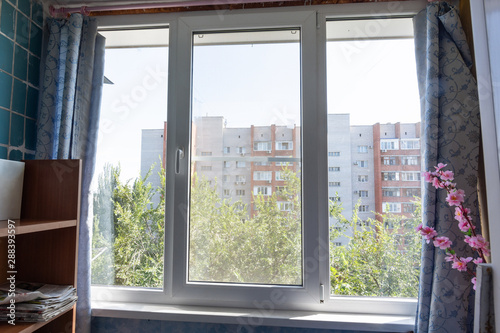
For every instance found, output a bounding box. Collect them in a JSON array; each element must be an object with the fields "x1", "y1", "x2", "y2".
[
  {"x1": 433, "y1": 236, "x2": 452, "y2": 250},
  {"x1": 446, "y1": 189, "x2": 465, "y2": 206},
  {"x1": 472, "y1": 277, "x2": 477, "y2": 290},
  {"x1": 419, "y1": 226, "x2": 438, "y2": 243},
  {"x1": 440, "y1": 170, "x2": 454, "y2": 181},
  {"x1": 473, "y1": 257, "x2": 483, "y2": 265},
  {"x1": 423, "y1": 171, "x2": 433, "y2": 183},
  {"x1": 464, "y1": 235, "x2": 491, "y2": 257},
  {"x1": 452, "y1": 257, "x2": 472, "y2": 272},
  {"x1": 435, "y1": 163, "x2": 447, "y2": 171},
  {"x1": 454, "y1": 207, "x2": 467, "y2": 222},
  {"x1": 445, "y1": 252, "x2": 457, "y2": 262},
  {"x1": 432, "y1": 177, "x2": 444, "y2": 189},
  {"x1": 458, "y1": 220, "x2": 470, "y2": 232}
]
